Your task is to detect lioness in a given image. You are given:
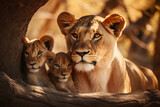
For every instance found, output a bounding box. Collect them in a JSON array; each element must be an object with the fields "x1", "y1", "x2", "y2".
[
  {"x1": 24, "y1": 35, "x2": 56, "y2": 89},
  {"x1": 47, "y1": 52, "x2": 77, "y2": 93},
  {"x1": 57, "y1": 12, "x2": 158, "y2": 93}
]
